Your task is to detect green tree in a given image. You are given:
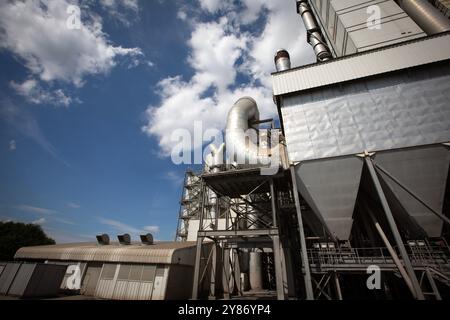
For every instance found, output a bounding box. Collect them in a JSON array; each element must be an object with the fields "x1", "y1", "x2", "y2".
[{"x1": 0, "y1": 221, "x2": 55, "y2": 261}]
